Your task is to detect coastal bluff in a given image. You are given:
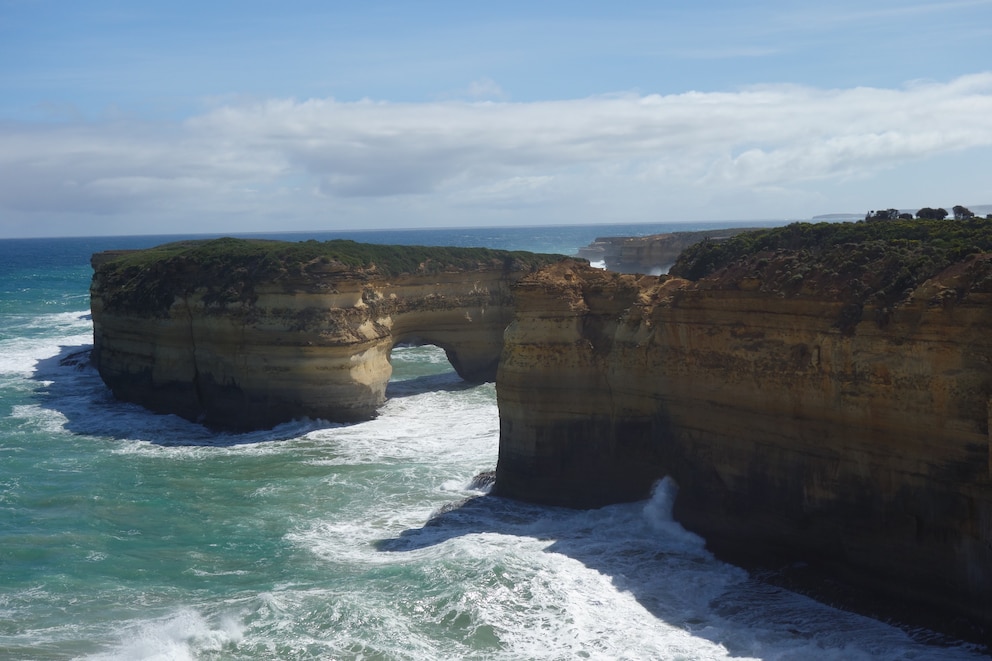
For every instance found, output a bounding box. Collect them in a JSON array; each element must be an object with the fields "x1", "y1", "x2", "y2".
[
  {"x1": 576, "y1": 227, "x2": 760, "y2": 273},
  {"x1": 89, "y1": 222, "x2": 992, "y2": 639},
  {"x1": 90, "y1": 238, "x2": 565, "y2": 429},
  {"x1": 496, "y1": 218, "x2": 992, "y2": 635}
]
